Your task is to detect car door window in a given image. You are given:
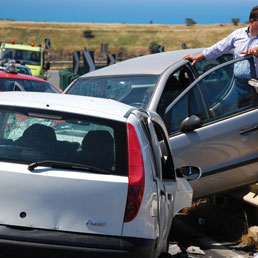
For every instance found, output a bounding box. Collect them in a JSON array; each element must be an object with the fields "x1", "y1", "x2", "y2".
[
  {"x1": 166, "y1": 56, "x2": 258, "y2": 135},
  {"x1": 153, "y1": 123, "x2": 175, "y2": 180},
  {"x1": 167, "y1": 85, "x2": 207, "y2": 134},
  {"x1": 157, "y1": 65, "x2": 195, "y2": 119},
  {"x1": 197, "y1": 56, "x2": 258, "y2": 122},
  {"x1": 193, "y1": 59, "x2": 221, "y2": 76},
  {"x1": 141, "y1": 117, "x2": 159, "y2": 178}
]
